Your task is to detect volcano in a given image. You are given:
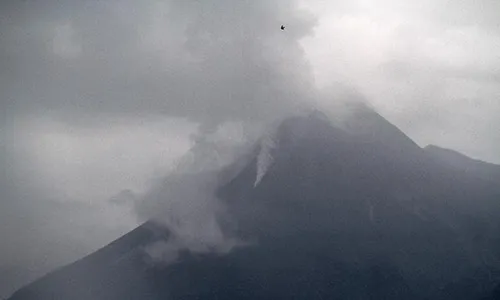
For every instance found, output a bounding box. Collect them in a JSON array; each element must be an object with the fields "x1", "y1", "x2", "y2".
[{"x1": 7, "y1": 105, "x2": 500, "y2": 300}]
